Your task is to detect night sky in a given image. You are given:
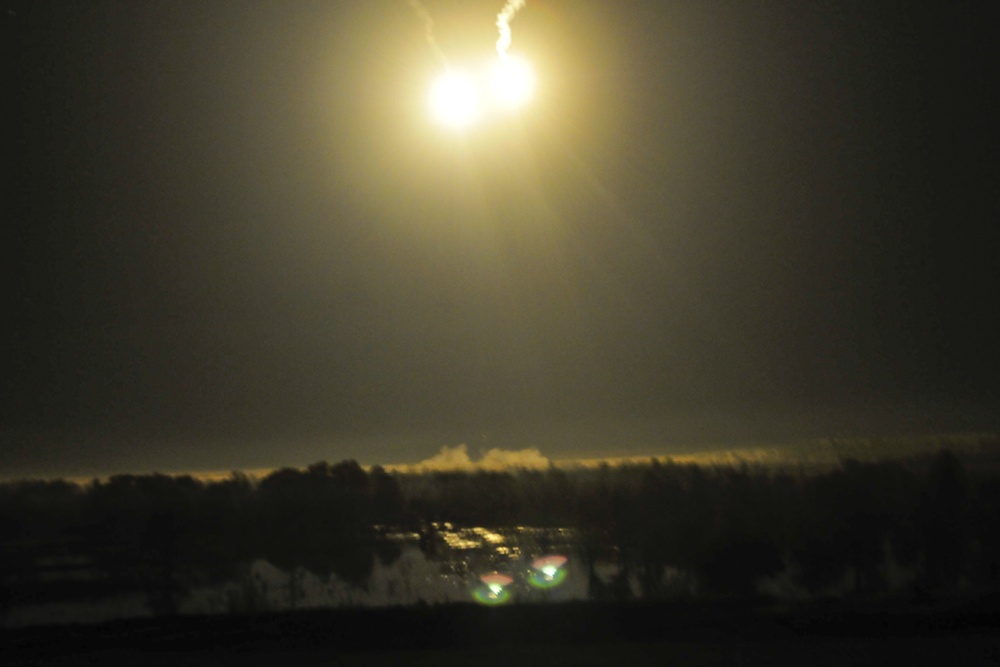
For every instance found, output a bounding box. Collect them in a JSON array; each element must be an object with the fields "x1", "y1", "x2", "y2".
[{"x1": 5, "y1": 1, "x2": 998, "y2": 479}]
